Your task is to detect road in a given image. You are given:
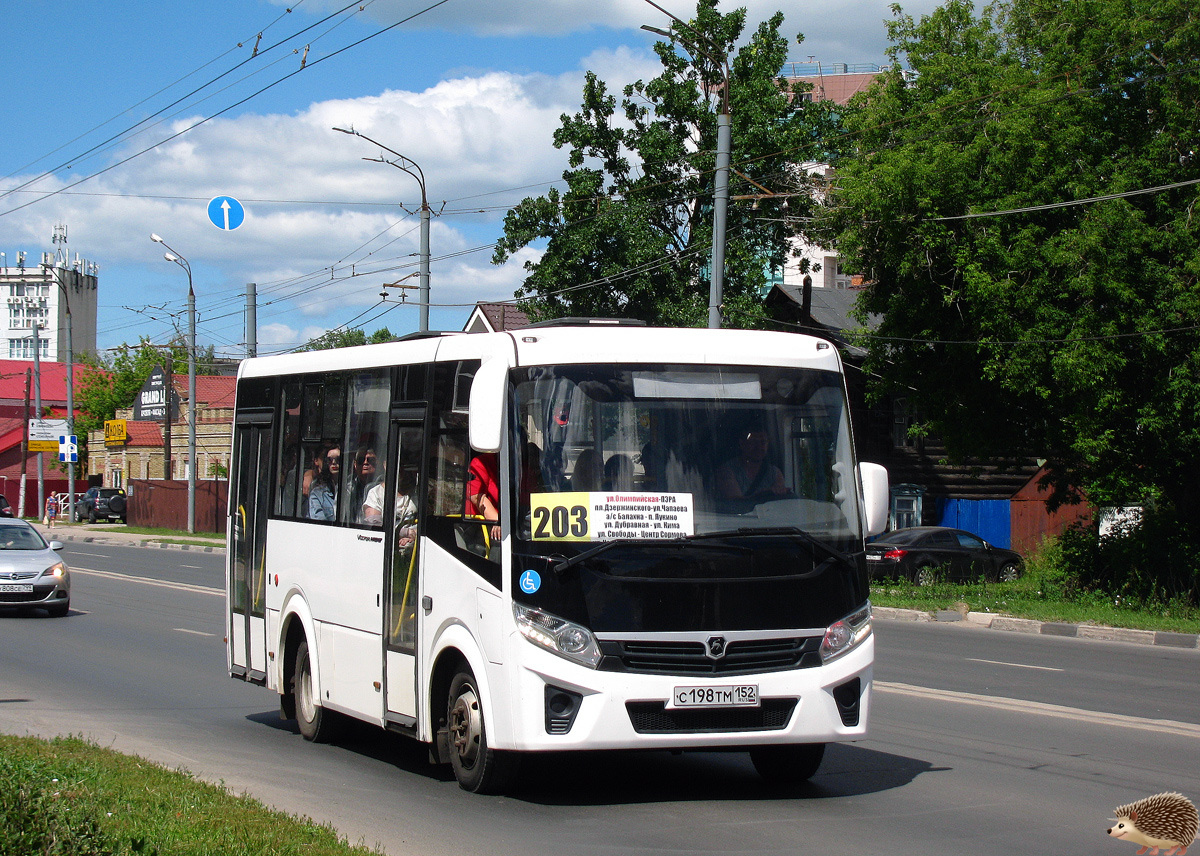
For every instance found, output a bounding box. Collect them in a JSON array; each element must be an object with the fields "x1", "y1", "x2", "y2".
[{"x1": 1, "y1": 540, "x2": 1198, "y2": 856}]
